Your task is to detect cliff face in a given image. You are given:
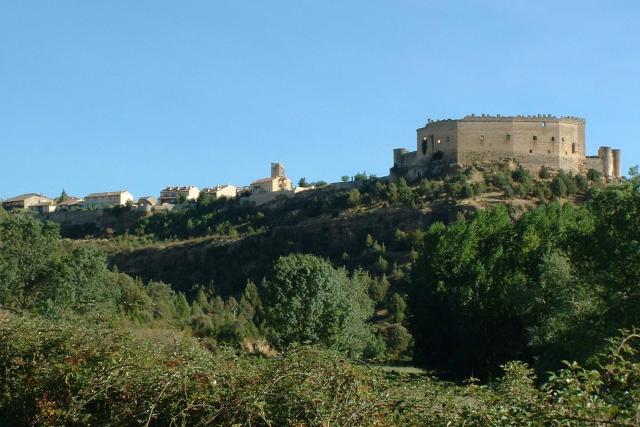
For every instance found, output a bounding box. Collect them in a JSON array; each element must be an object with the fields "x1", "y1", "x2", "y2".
[
  {"x1": 108, "y1": 203, "x2": 472, "y2": 296},
  {"x1": 42, "y1": 208, "x2": 146, "y2": 238}
]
